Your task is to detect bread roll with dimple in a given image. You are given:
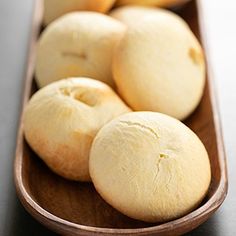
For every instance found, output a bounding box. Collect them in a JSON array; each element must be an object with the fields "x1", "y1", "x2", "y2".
[
  {"x1": 43, "y1": 0, "x2": 116, "y2": 25},
  {"x1": 89, "y1": 112, "x2": 211, "y2": 222},
  {"x1": 36, "y1": 12, "x2": 126, "y2": 88},
  {"x1": 23, "y1": 77, "x2": 131, "y2": 181},
  {"x1": 115, "y1": 0, "x2": 189, "y2": 8},
  {"x1": 112, "y1": 10, "x2": 205, "y2": 120}
]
